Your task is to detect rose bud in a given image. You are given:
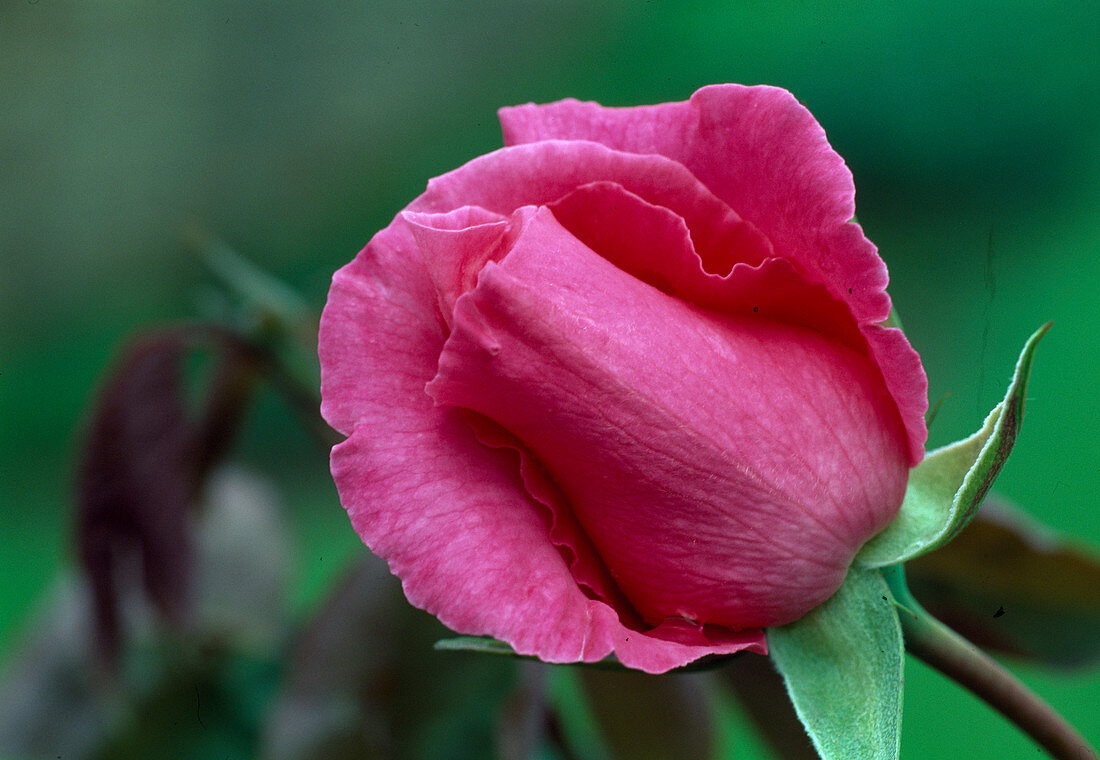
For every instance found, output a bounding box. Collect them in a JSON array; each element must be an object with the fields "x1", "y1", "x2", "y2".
[{"x1": 320, "y1": 85, "x2": 928, "y2": 673}]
